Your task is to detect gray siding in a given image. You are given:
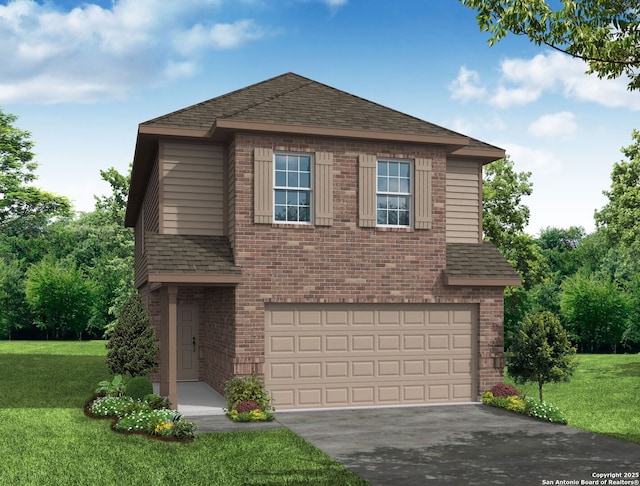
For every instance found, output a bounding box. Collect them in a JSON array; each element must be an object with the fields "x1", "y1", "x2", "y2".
[
  {"x1": 161, "y1": 142, "x2": 225, "y2": 236},
  {"x1": 446, "y1": 159, "x2": 481, "y2": 243}
]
